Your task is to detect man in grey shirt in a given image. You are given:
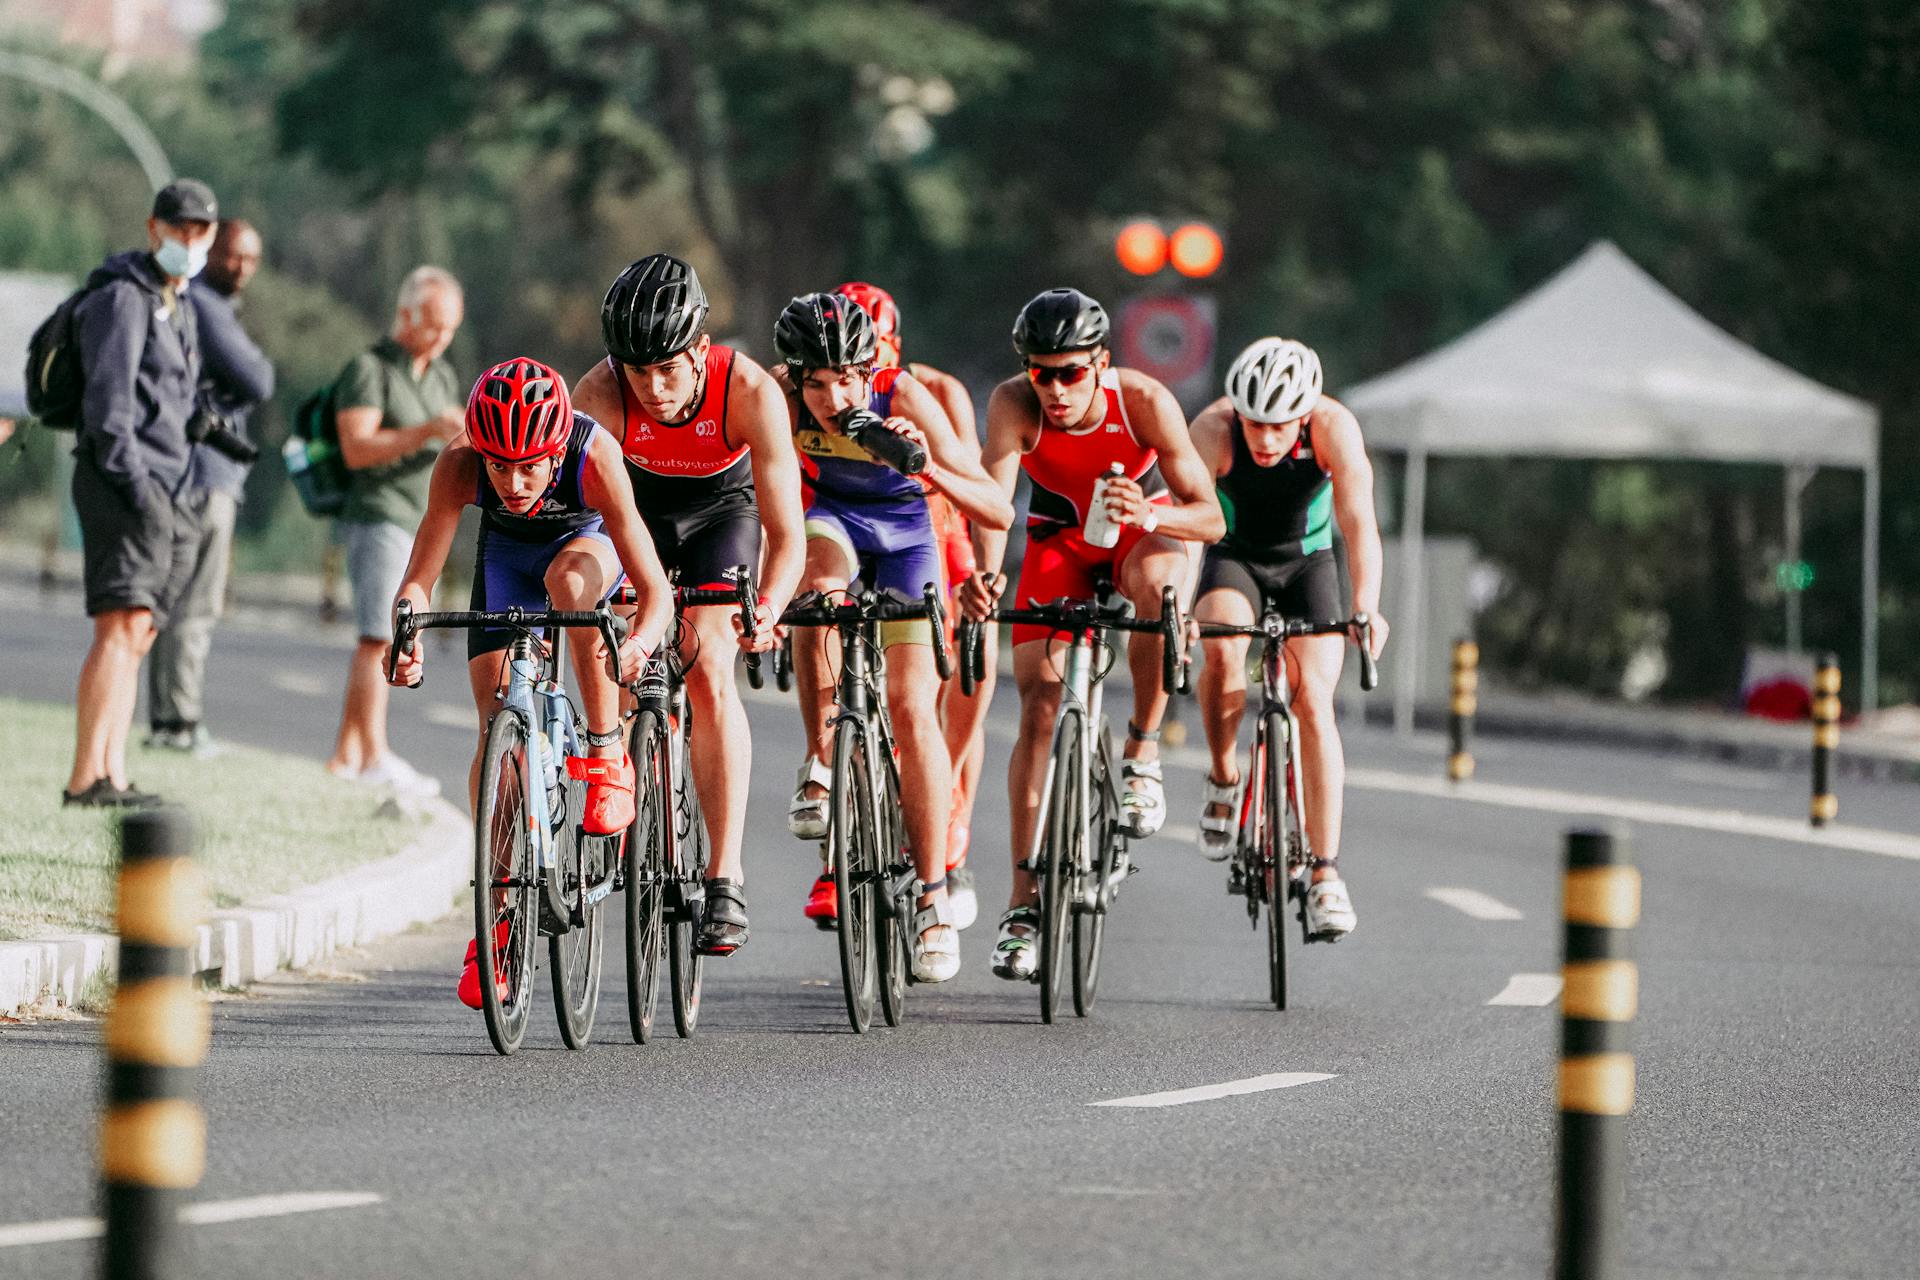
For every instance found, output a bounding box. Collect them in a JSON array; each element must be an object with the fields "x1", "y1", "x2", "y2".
[
  {"x1": 147, "y1": 219, "x2": 273, "y2": 756},
  {"x1": 324, "y1": 266, "x2": 464, "y2": 798},
  {"x1": 64, "y1": 179, "x2": 220, "y2": 807}
]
